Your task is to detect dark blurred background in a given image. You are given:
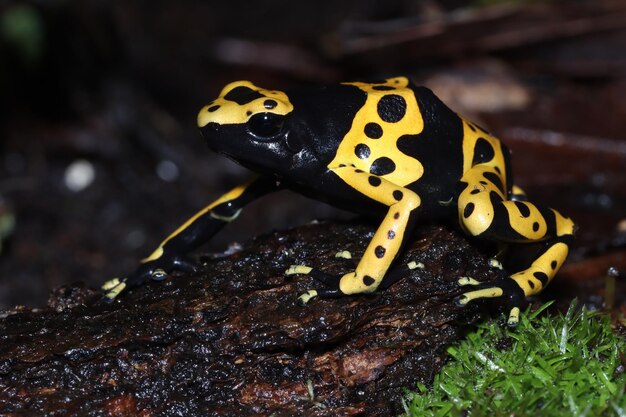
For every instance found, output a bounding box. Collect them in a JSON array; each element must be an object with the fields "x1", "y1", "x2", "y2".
[{"x1": 1, "y1": 0, "x2": 625, "y2": 308}]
